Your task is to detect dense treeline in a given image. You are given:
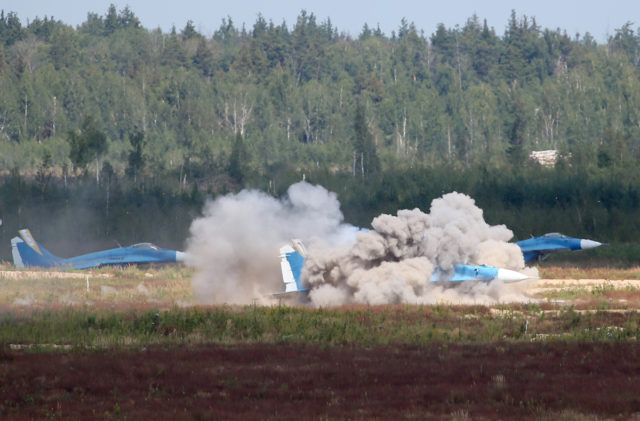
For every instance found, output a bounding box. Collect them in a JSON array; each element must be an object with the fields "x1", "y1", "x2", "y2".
[
  {"x1": 2, "y1": 161, "x2": 639, "y2": 259},
  {"x1": 0, "y1": 6, "x2": 640, "y2": 259}
]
